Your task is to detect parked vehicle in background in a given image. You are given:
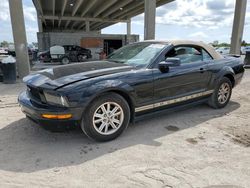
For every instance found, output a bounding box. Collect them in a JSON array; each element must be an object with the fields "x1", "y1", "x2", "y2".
[
  {"x1": 18, "y1": 40, "x2": 245, "y2": 142},
  {"x1": 37, "y1": 50, "x2": 51, "y2": 62},
  {"x1": 28, "y1": 44, "x2": 39, "y2": 61},
  {"x1": 50, "y1": 45, "x2": 68, "y2": 64},
  {"x1": 216, "y1": 47, "x2": 230, "y2": 55},
  {"x1": 38, "y1": 45, "x2": 92, "y2": 64},
  {"x1": 242, "y1": 46, "x2": 250, "y2": 55},
  {"x1": 7, "y1": 45, "x2": 34, "y2": 65},
  {"x1": 63, "y1": 45, "x2": 92, "y2": 63},
  {"x1": 0, "y1": 47, "x2": 8, "y2": 54}
]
